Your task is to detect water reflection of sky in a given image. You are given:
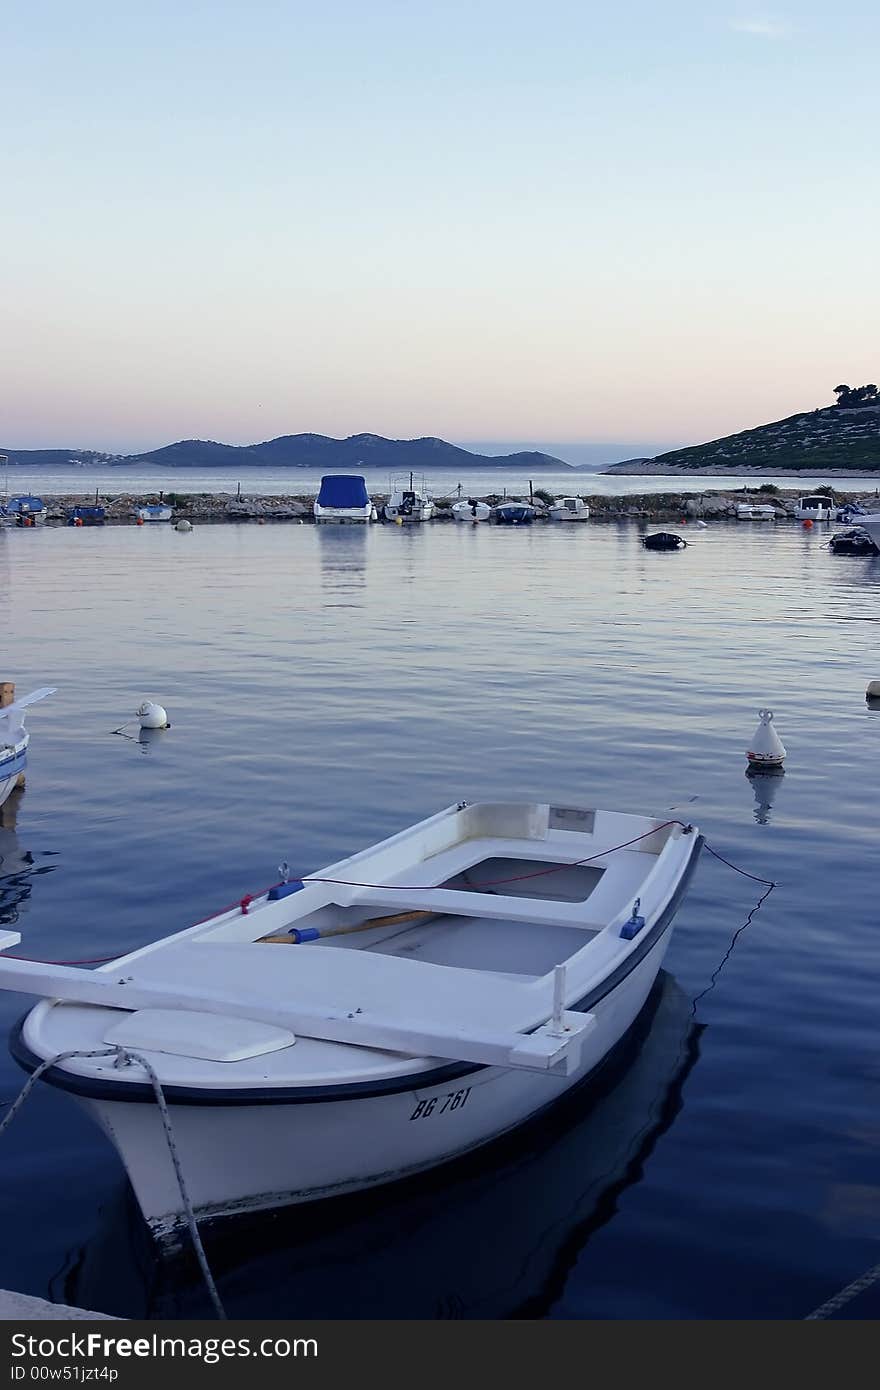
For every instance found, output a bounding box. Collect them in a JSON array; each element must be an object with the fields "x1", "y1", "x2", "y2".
[{"x1": 1, "y1": 519, "x2": 879, "y2": 1318}]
